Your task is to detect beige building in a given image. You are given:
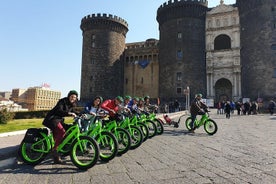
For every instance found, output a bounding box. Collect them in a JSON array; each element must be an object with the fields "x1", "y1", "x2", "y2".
[
  {"x1": 124, "y1": 39, "x2": 159, "y2": 98},
  {"x1": 12, "y1": 87, "x2": 61, "y2": 111},
  {"x1": 206, "y1": 0, "x2": 242, "y2": 102}
]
